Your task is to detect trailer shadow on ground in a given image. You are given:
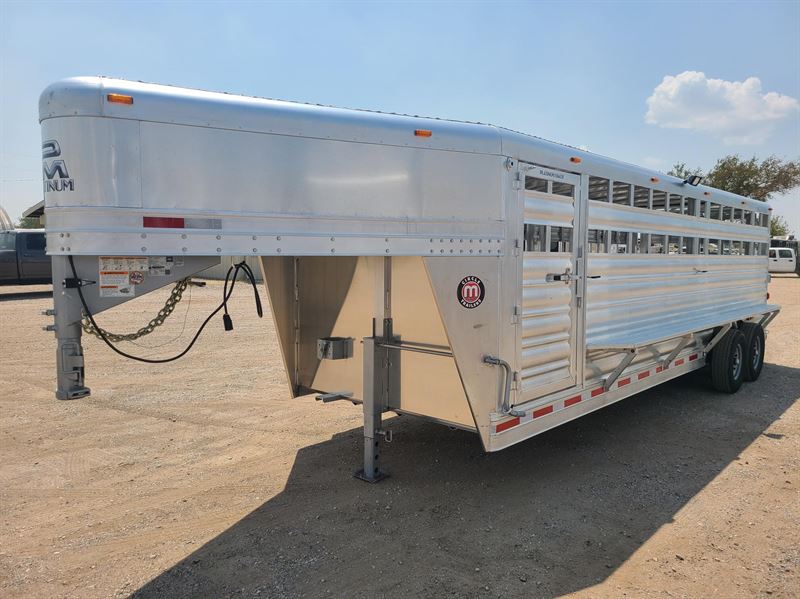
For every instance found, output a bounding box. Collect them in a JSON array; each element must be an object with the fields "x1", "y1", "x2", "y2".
[
  {"x1": 133, "y1": 363, "x2": 798, "y2": 599},
  {"x1": 0, "y1": 288, "x2": 52, "y2": 302}
]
